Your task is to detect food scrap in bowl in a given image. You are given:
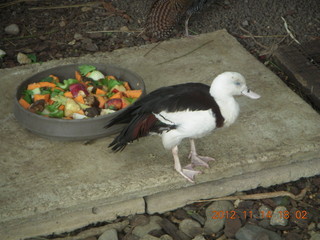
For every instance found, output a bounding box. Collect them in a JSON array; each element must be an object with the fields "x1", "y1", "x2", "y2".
[{"x1": 18, "y1": 65, "x2": 143, "y2": 120}]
